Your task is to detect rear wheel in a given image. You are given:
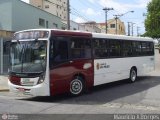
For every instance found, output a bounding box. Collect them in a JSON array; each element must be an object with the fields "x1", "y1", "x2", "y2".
[
  {"x1": 129, "y1": 68, "x2": 137, "y2": 83},
  {"x1": 70, "y1": 76, "x2": 84, "y2": 96}
]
